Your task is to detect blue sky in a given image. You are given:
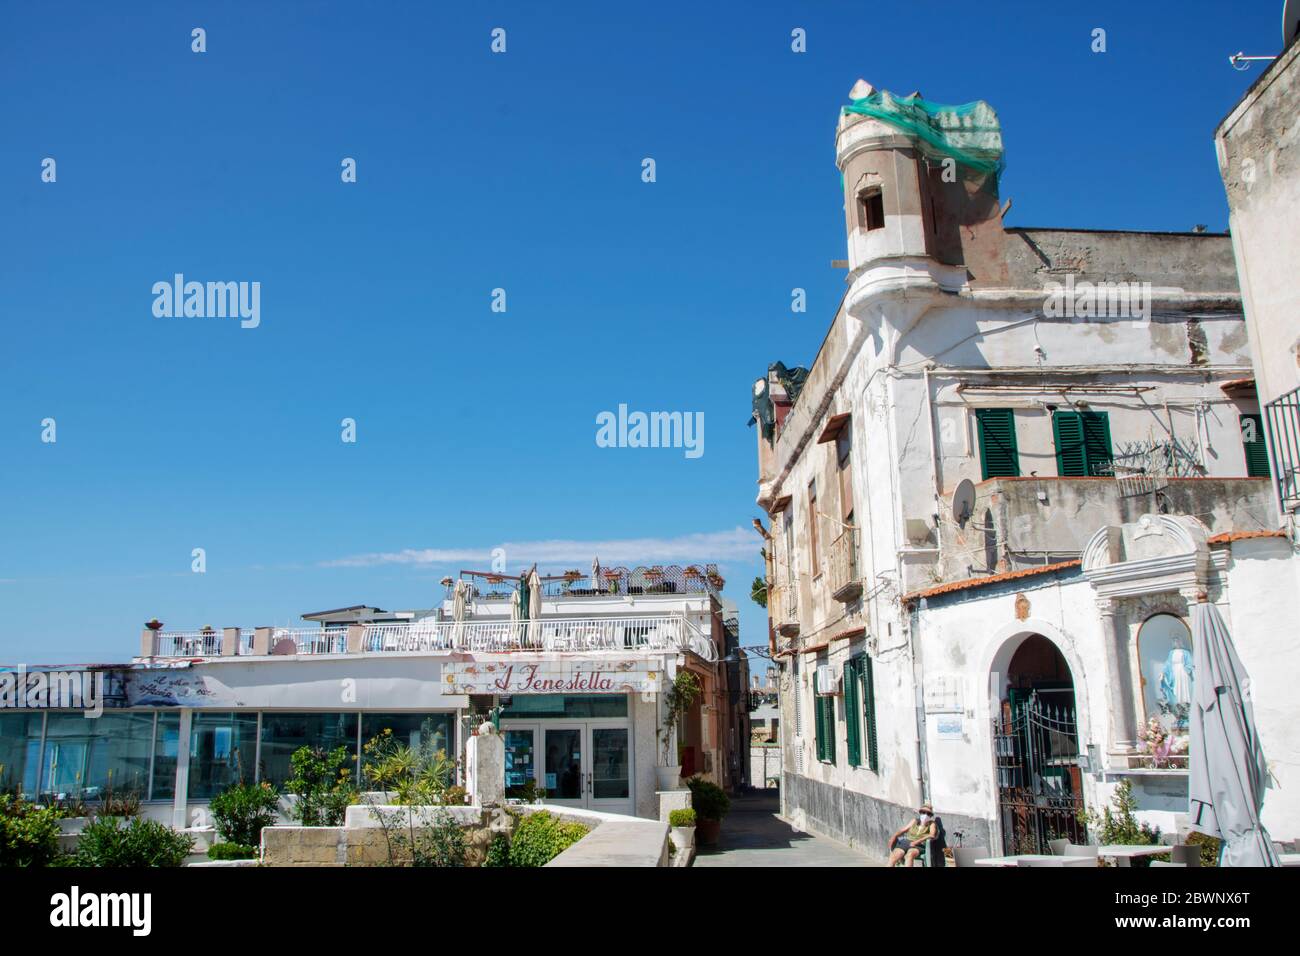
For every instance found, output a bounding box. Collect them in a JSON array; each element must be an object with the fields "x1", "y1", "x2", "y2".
[{"x1": 0, "y1": 1, "x2": 1279, "y2": 663}]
